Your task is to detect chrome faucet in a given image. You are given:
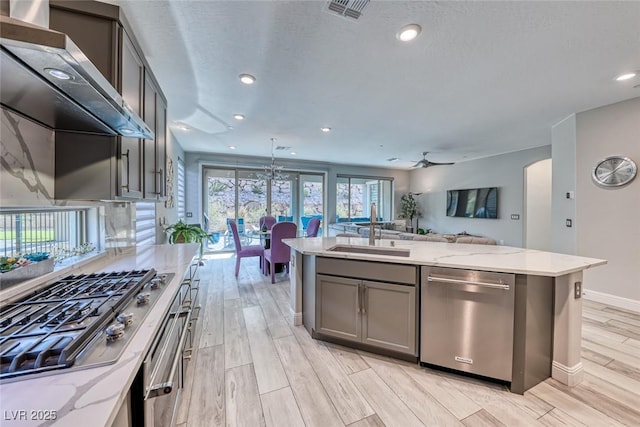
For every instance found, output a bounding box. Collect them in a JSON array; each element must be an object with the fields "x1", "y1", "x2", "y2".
[{"x1": 369, "y1": 203, "x2": 376, "y2": 246}]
